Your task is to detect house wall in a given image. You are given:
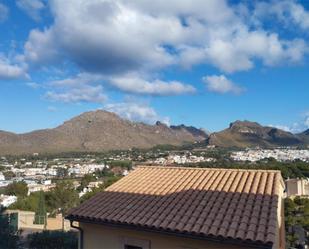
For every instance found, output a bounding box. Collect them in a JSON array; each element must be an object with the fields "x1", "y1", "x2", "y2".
[
  {"x1": 273, "y1": 184, "x2": 285, "y2": 249},
  {"x1": 46, "y1": 214, "x2": 71, "y2": 231},
  {"x1": 80, "y1": 223, "x2": 258, "y2": 249},
  {"x1": 5, "y1": 210, "x2": 44, "y2": 230},
  {"x1": 79, "y1": 184, "x2": 286, "y2": 249}
]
